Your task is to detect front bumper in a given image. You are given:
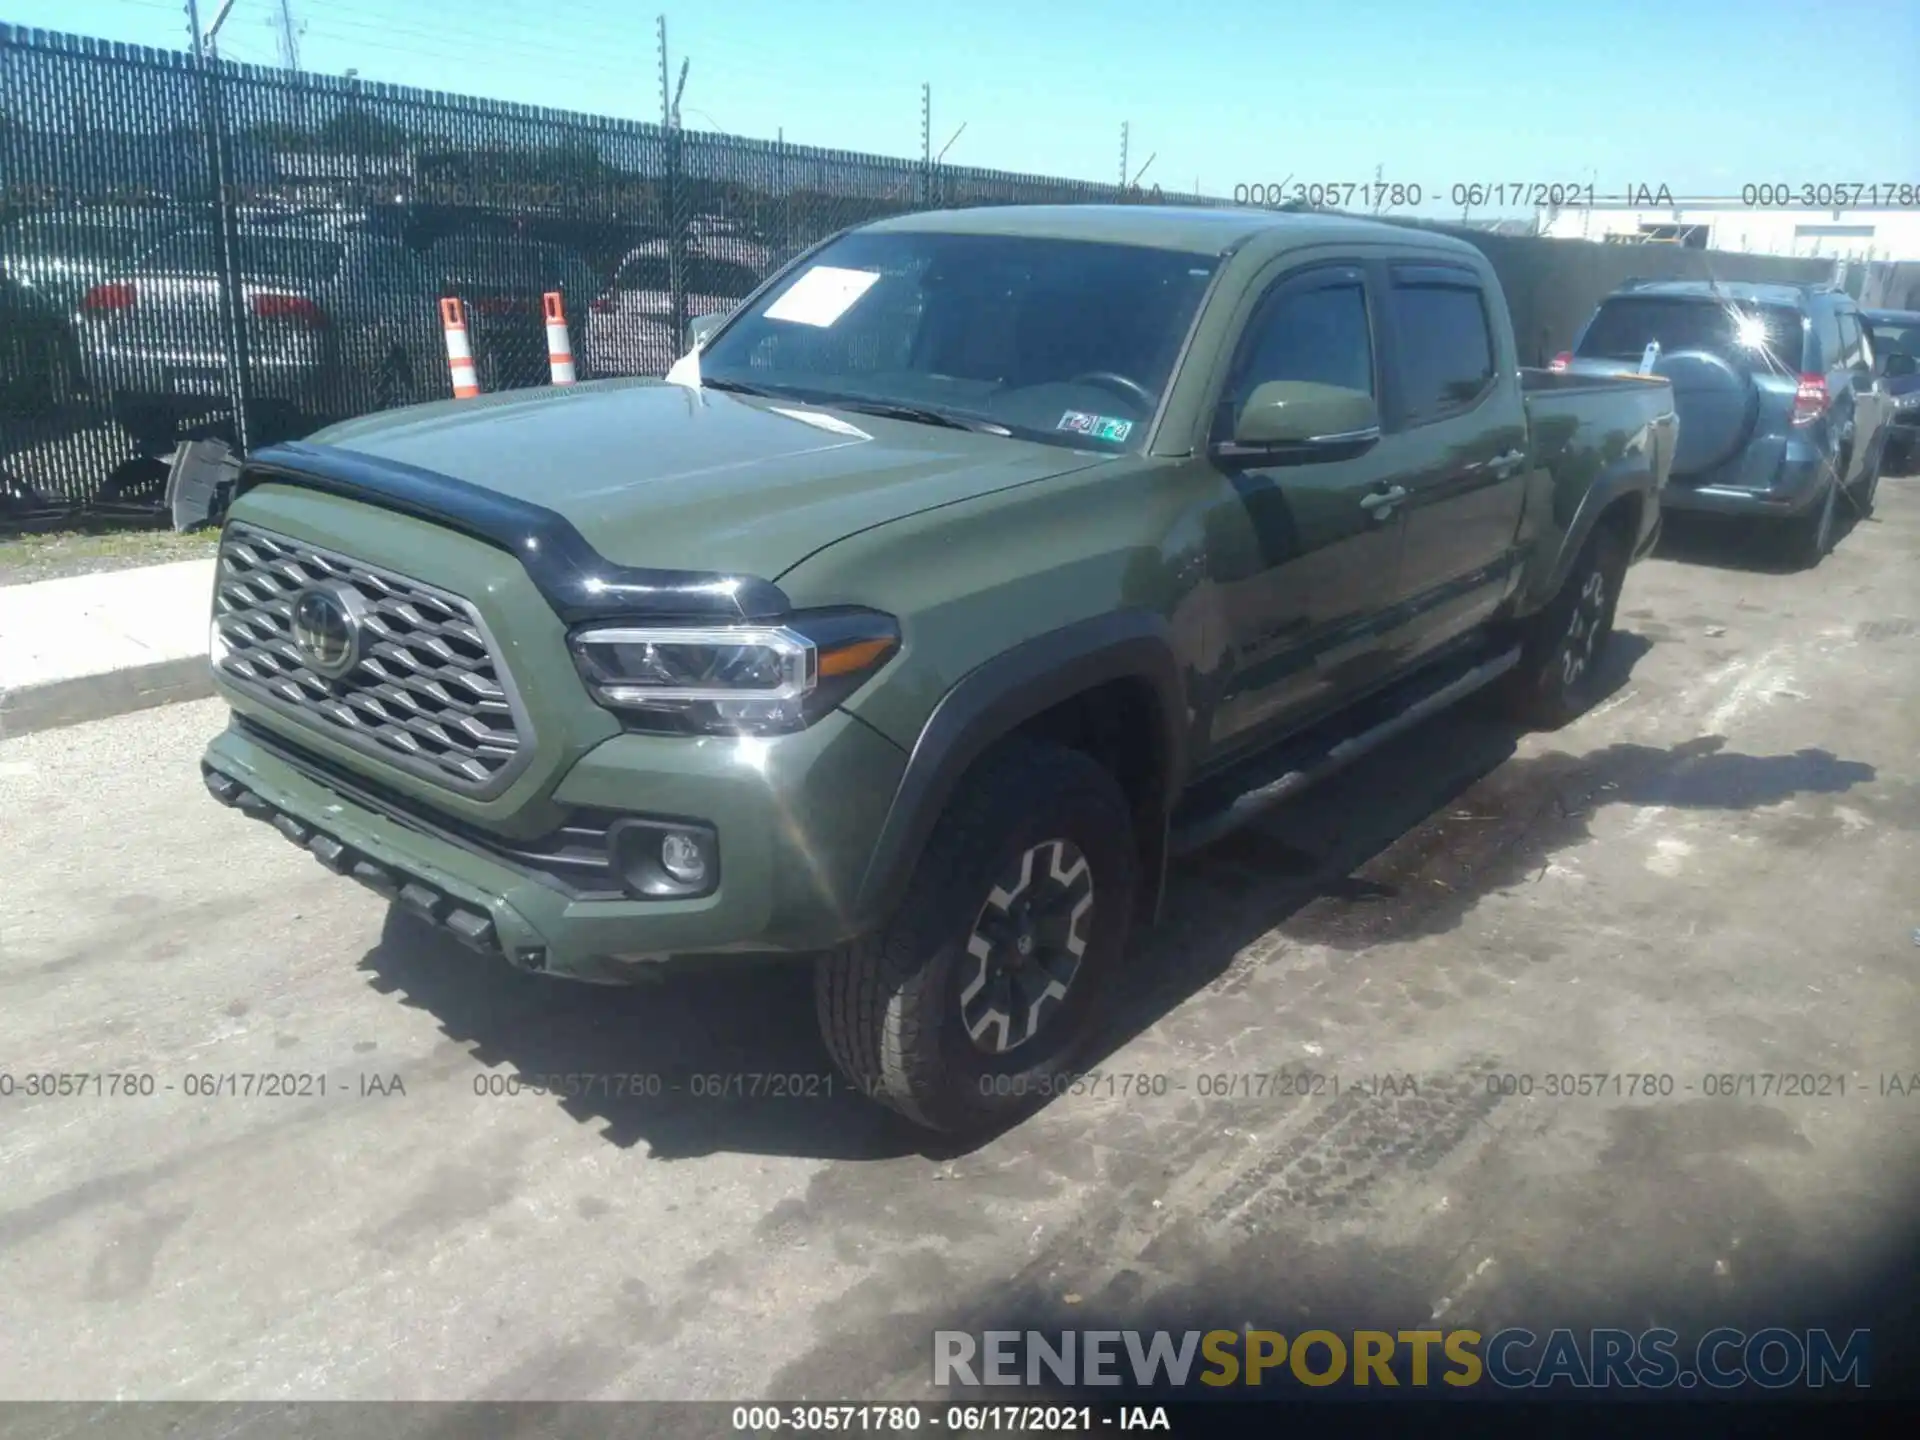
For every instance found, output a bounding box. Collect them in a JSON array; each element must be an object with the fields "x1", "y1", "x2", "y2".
[{"x1": 202, "y1": 702, "x2": 909, "y2": 982}]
